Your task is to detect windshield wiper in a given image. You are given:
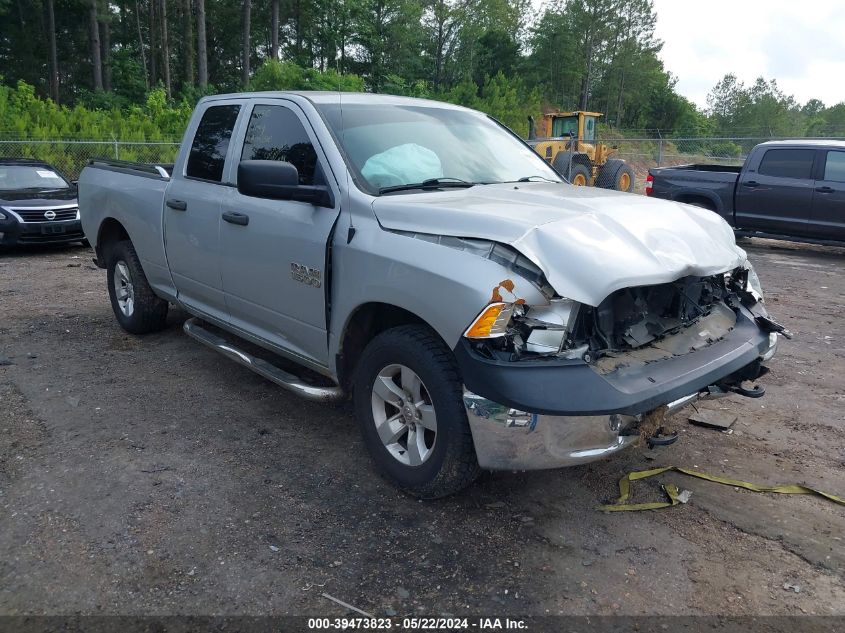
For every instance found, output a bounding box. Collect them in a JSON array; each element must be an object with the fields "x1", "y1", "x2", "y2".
[
  {"x1": 515, "y1": 175, "x2": 558, "y2": 183},
  {"x1": 379, "y1": 177, "x2": 479, "y2": 194}
]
